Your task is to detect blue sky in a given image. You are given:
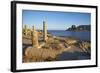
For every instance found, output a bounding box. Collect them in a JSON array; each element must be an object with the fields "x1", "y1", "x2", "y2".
[{"x1": 22, "y1": 10, "x2": 91, "y2": 30}]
